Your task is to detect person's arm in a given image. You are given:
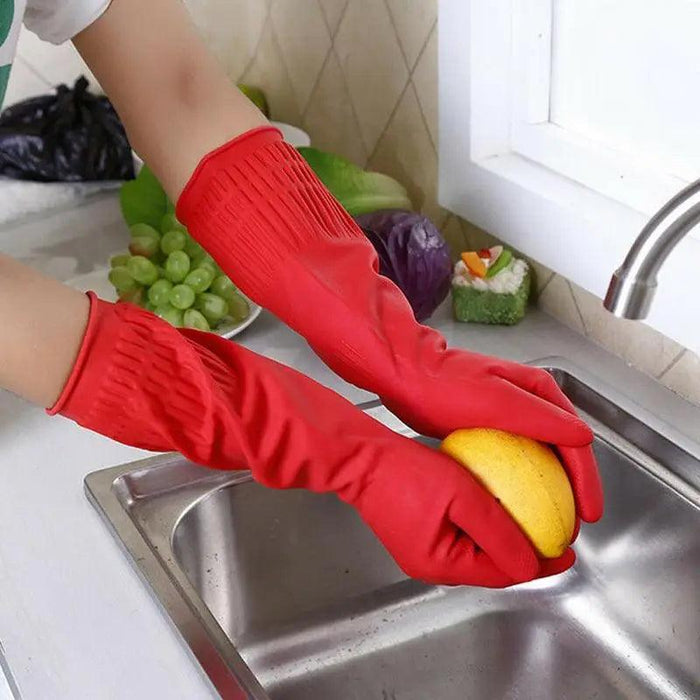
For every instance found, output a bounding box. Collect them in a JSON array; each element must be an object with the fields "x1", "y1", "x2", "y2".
[
  {"x1": 0, "y1": 0, "x2": 251, "y2": 407},
  {"x1": 72, "y1": 0, "x2": 267, "y2": 198},
  {"x1": 0, "y1": 0, "x2": 583, "y2": 587},
  {"x1": 0, "y1": 254, "x2": 88, "y2": 407},
  {"x1": 74, "y1": 0, "x2": 602, "y2": 524},
  {"x1": 58, "y1": 294, "x2": 576, "y2": 587},
  {"x1": 0, "y1": 260, "x2": 569, "y2": 586}
]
